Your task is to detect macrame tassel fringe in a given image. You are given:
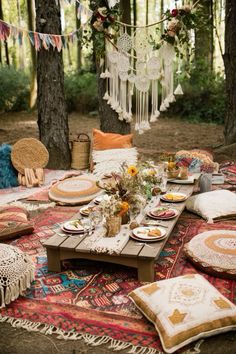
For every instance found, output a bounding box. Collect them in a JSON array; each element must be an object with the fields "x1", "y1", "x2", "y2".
[{"x1": 174, "y1": 83, "x2": 184, "y2": 95}]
